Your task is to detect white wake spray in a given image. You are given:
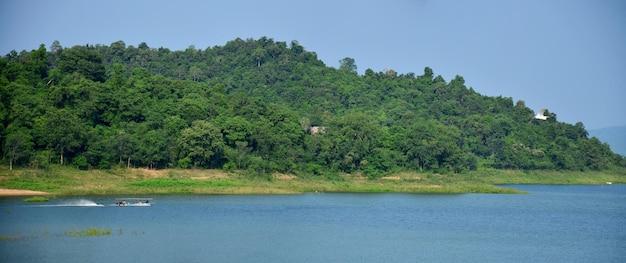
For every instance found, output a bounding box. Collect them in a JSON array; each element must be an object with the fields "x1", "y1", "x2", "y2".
[{"x1": 55, "y1": 199, "x2": 104, "y2": 207}]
